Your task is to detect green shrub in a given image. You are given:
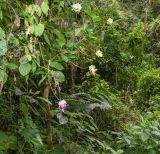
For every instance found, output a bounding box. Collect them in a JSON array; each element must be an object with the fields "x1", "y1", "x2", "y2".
[
  {"x1": 148, "y1": 95, "x2": 160, "y2": 112},
  {"x1": 119, "y1": 111, "x2": 160, "y2": 154},
  {"x1": 0, "y1": 131, "x2": 18, "y2": 153},
  {"x1": 136, "y1": 68, "x2": 160, "y2": 109},
  {"x1": 82, "y1": 74, "x2": 139, "y2": 132}
]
